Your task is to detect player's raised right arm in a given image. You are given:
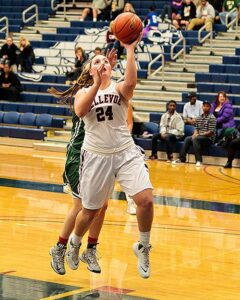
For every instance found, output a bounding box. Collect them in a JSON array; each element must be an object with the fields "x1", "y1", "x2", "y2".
[{"x1": 117, "y1": 34, "x2": 142, "y2": 102}]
